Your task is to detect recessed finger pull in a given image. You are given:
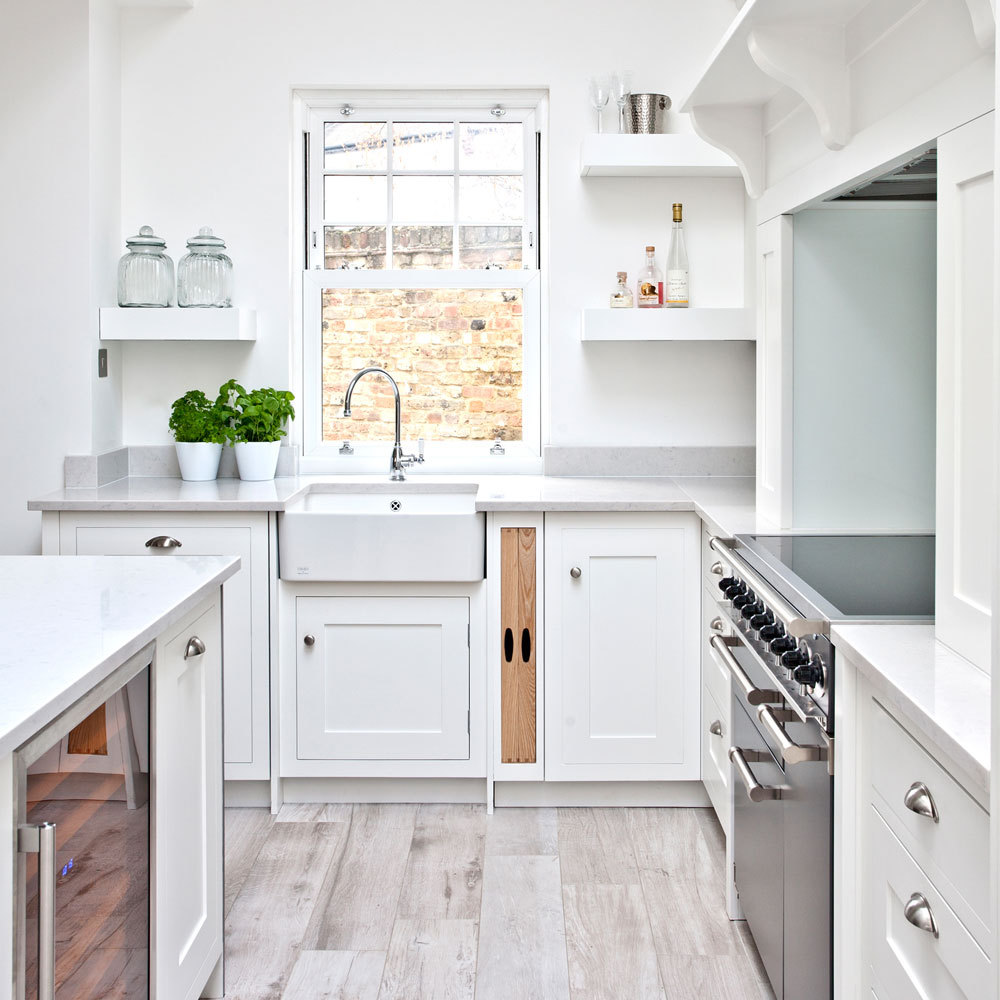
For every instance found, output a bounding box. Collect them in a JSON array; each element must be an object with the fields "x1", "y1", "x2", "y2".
[
  {"x1": 503, "y1": 628, "x2": 514, "y2": 663},
  {"x1": 570, "y1": 566, "x2": 582, "y2": 579},
  {"x1": 521, "y1": 628, "x2": 531, "y2": 662},
  {"x1": 184, "y1": 636, "x2": 205, "y2": 660},
  {"x1": 903, "y1": 781, "x2": 939, "y2": 822},
  {"x1": 303, "y1": 634, "x2": 316, "y2": 647},
  {"x1": 903, "y1": 893, "x2": 939, "y2": 937}
]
